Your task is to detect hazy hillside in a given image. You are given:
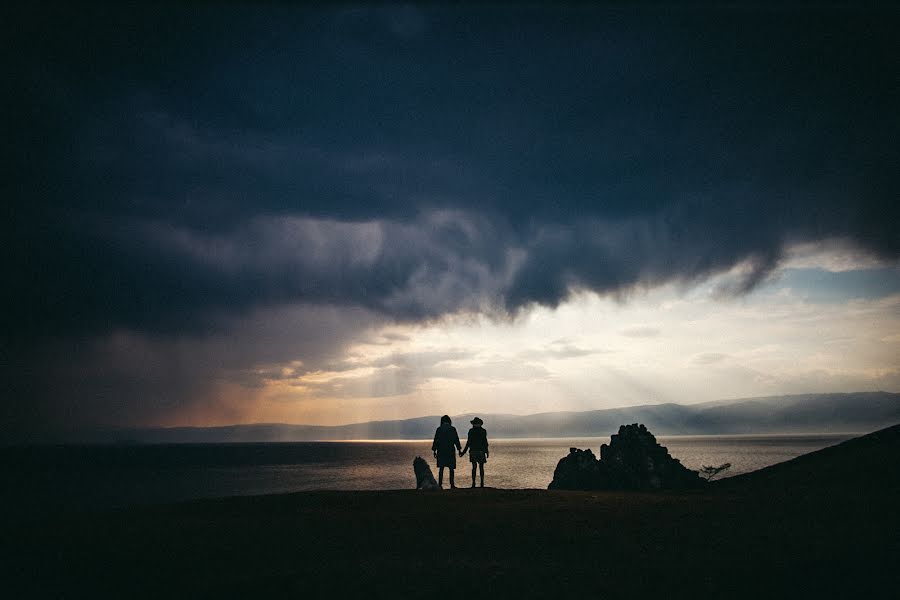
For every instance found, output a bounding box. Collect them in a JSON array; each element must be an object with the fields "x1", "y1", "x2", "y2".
[{"x1": 77, "y1": 391, "x2": 900, "y2": 443}]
